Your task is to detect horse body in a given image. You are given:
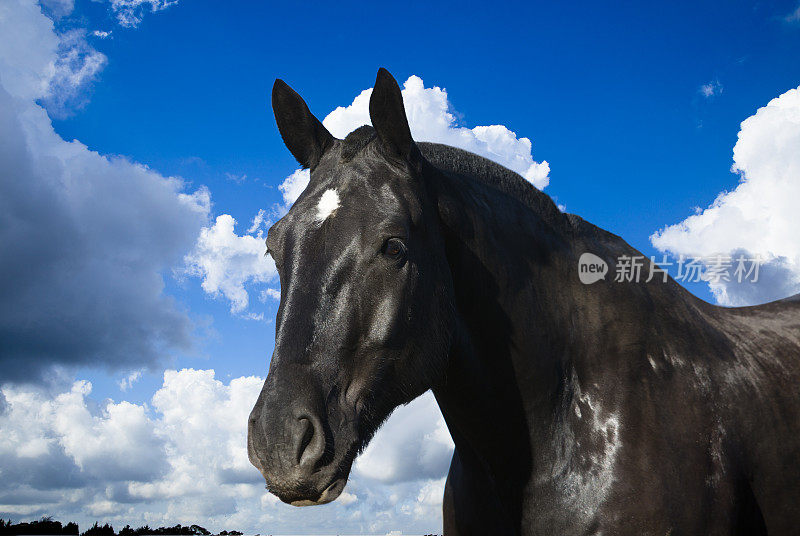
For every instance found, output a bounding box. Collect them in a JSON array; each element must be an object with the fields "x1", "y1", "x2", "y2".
[
  {"x1": 424, "y1": 141, "x2": 800, "y2": 534},
  {"x1": 248, "y1": 69, "x2": 800, "y2": 535}
]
